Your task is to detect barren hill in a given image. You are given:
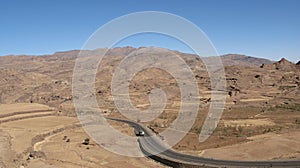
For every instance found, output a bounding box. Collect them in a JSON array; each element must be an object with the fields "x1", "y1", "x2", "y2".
[
  {"x1": 221, "y1": 54, "x2": 274, "y2": 66},
  {"x1": 0, "y1": 47, "x2": 298, "y2": 115},
  {"x1": 0, "y1": 47, "x2": 299, "y2": 166}
]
